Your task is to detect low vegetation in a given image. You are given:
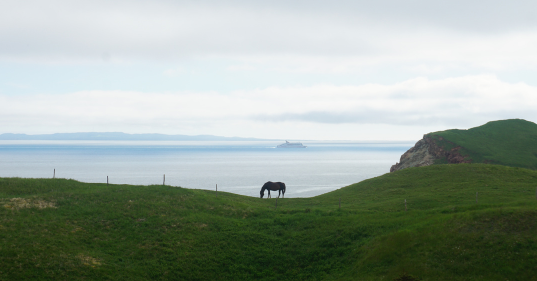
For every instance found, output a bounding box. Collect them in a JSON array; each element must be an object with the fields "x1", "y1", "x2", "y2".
[
  {"x1": 428, "y1": 119, "x2": 537, "y2": 169},
  {"x1": 1, "y1": 164, "x2": 537, "y2": 280}
]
